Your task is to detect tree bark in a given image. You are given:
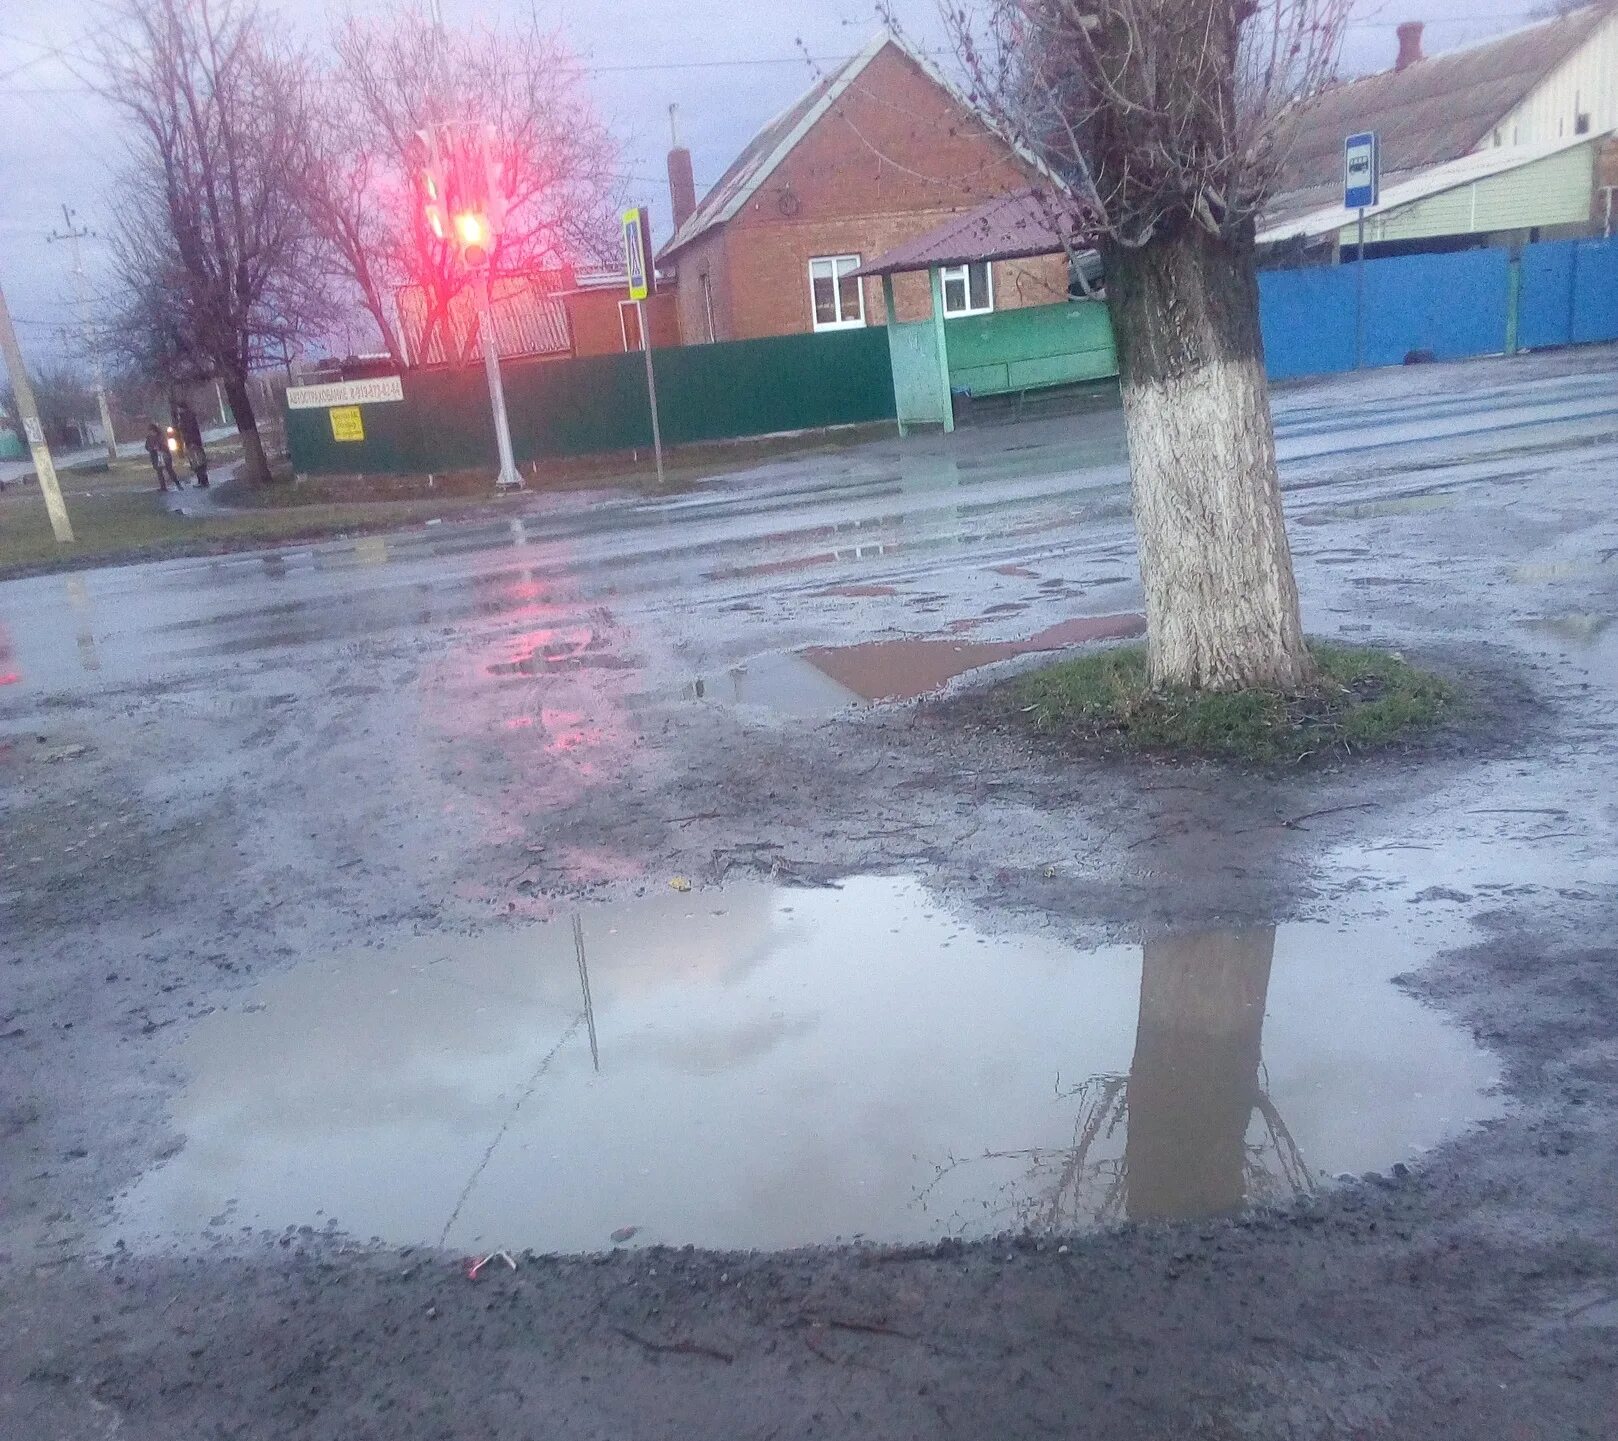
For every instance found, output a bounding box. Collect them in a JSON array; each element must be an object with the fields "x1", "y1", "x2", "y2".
[
  {"x1": 222, "y1": 374, "x2": 271, "y2": 485},
  {"x1": 1104, "y1": 225, "x2": 1311, "y2": 691}
]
